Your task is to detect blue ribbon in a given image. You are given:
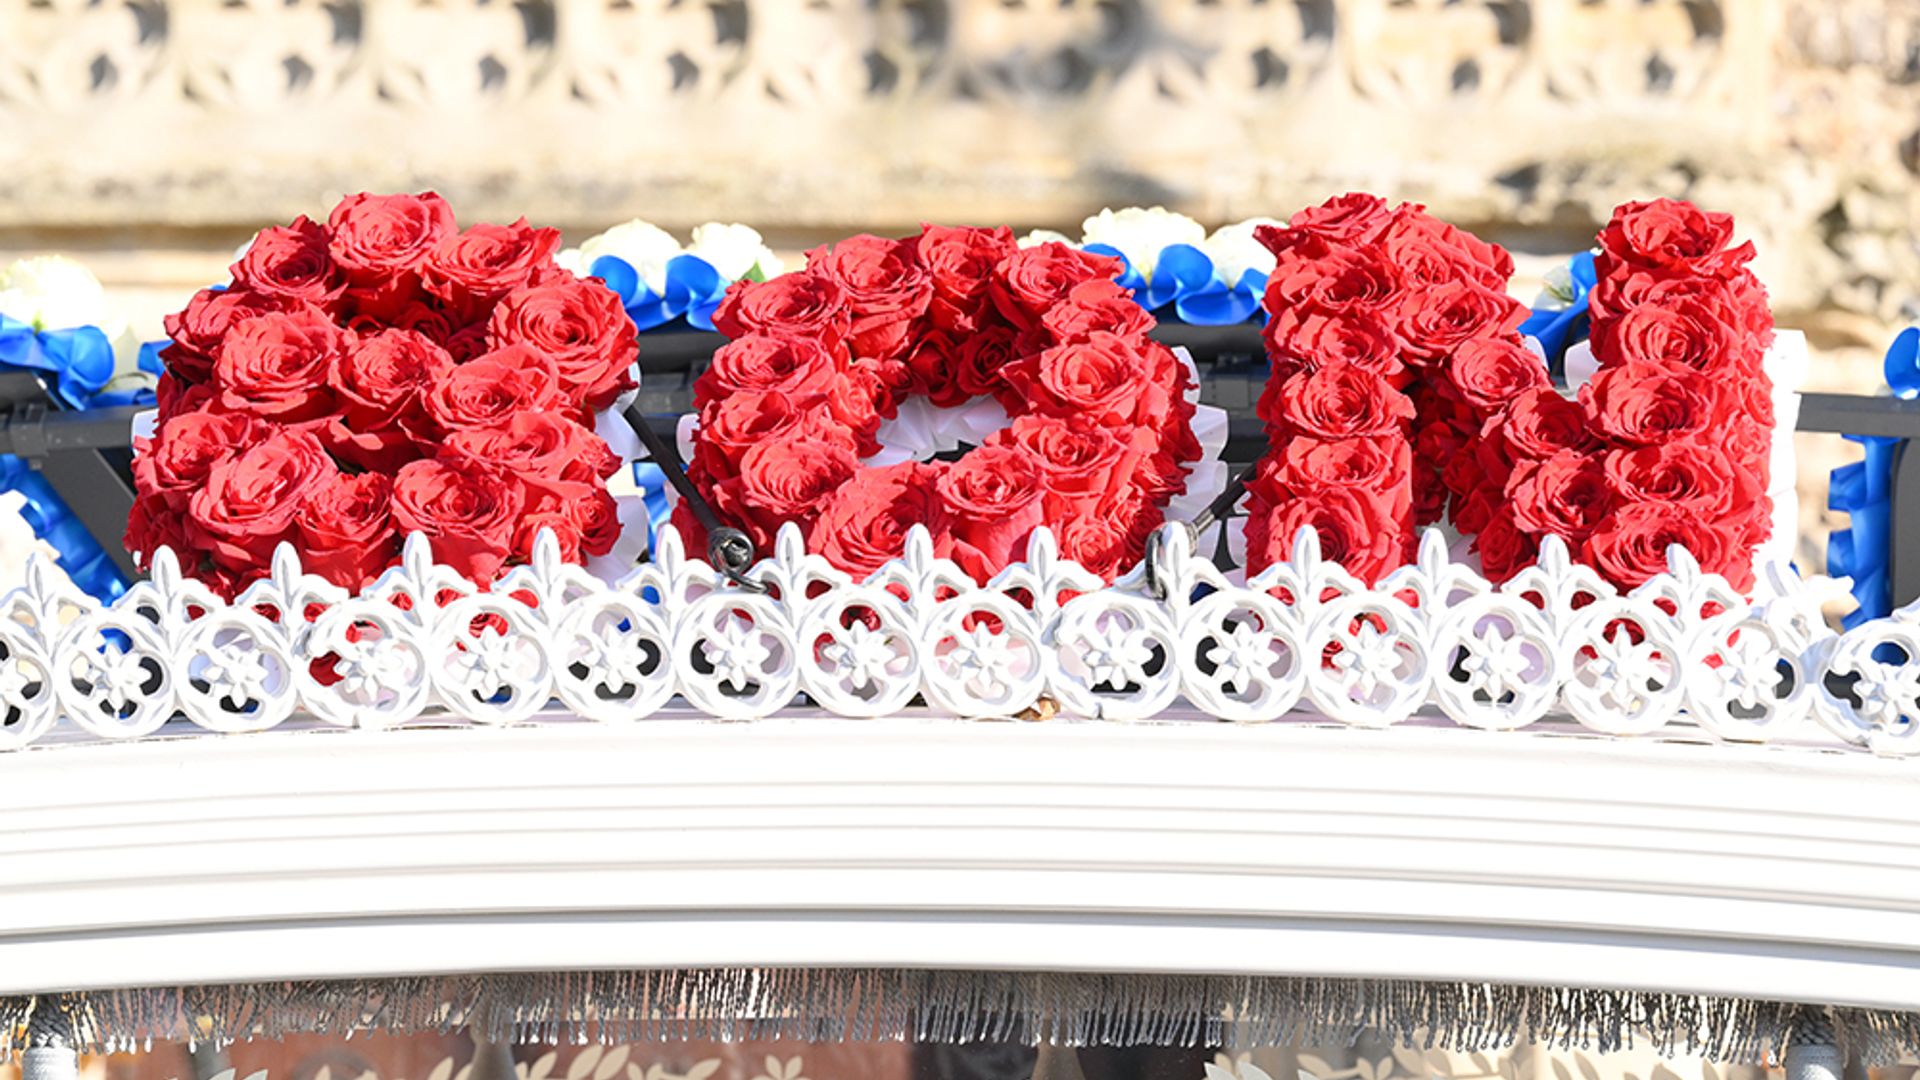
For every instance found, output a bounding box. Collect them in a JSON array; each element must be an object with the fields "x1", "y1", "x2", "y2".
[
  {"x1": 0, "y1": 457, "x2": 128, "y2": 602},
  {"x1": 1082, "y1": 244, "x2": 1268, "y2": 326},
  {"x1": 630, "y1": 461, "x2": 673, "y2": 557},
  {"x1": 1884, "y1": 326, "x2": 1919, "y2": 399},
  {"x1": 0, "y1": 317, "x2": 160, "y2": 602},
  {"x1": 590, "y1": 253, "x2": 733, "y2": 334},
  {"x1": 0, "y1": 314, "x2": 119, "y2": 409},
  {"x1": 1829, "y1": 328, "x2": 1919, "y2": 626},
  {"x1": 1518, "y1": 251, "x2": 1596, "y2": 367}
]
